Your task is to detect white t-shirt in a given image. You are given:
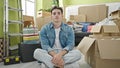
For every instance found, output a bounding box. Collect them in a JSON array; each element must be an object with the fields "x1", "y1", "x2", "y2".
[{"x1": 52, "y1": 27, "x2": 62, "y2": 50}]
